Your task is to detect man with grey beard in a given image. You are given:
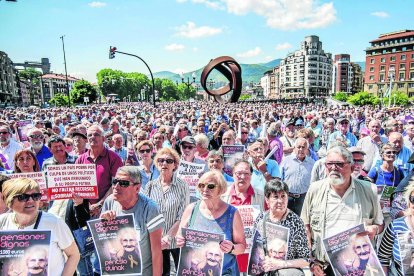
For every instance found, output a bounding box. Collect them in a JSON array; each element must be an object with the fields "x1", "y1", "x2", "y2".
[
  {"x1": 27, "y1": 128, "x2": 52, "y2": 169},
  {"x1": 301, "y1": 146, "x2": 383, "y2": 276}
]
